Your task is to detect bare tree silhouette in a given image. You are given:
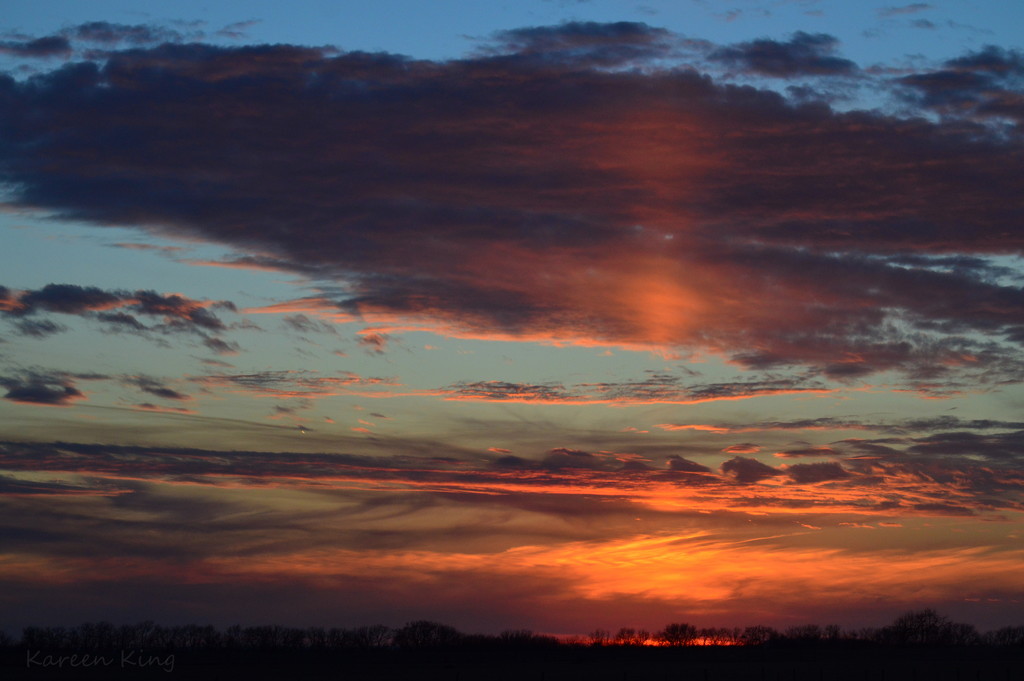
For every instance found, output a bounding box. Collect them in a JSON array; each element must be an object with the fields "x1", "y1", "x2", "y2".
[
  {"x1": 391, "y1": 620, "x2": 462, "y2": 648},
  {"x1": 656, "y1": 622, "x2": 698, "y2": 646},
  {"x1": 612, "y1": 627, "x2": 650, "y2": 646}
]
